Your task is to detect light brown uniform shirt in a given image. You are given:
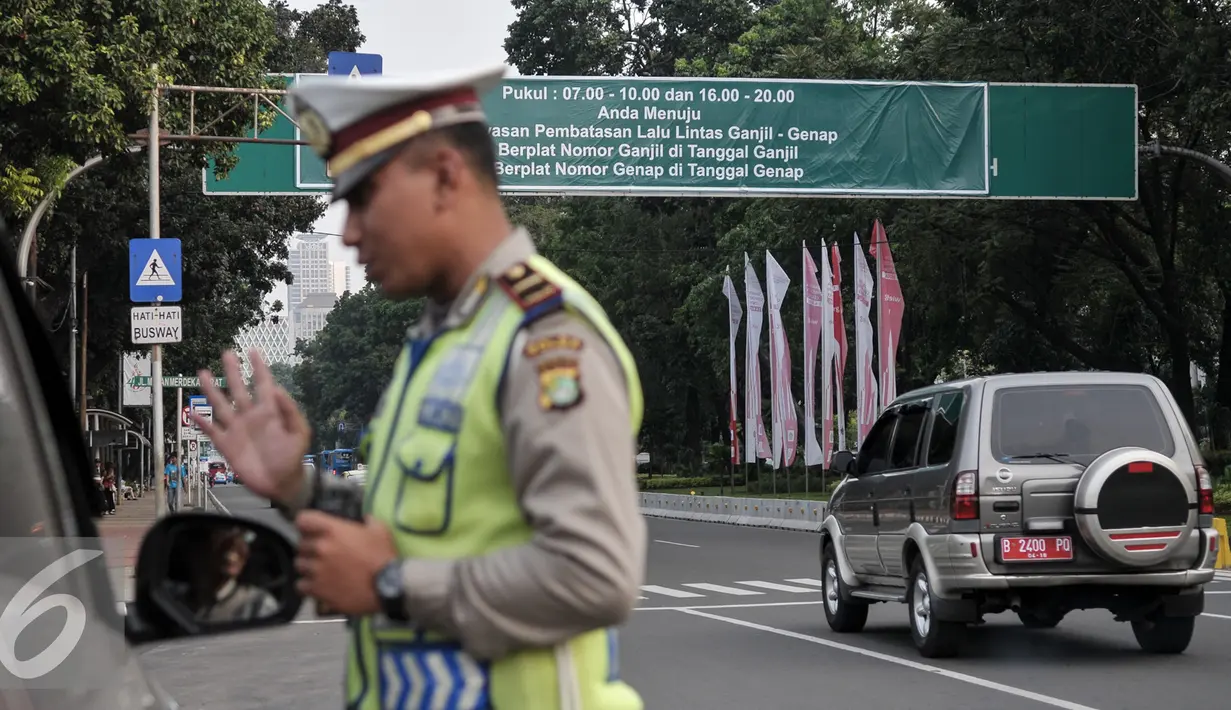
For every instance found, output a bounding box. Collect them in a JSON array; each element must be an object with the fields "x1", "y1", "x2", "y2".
[{"x1": 287, "y1": 228, "x2": 646, "y2": 660}]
